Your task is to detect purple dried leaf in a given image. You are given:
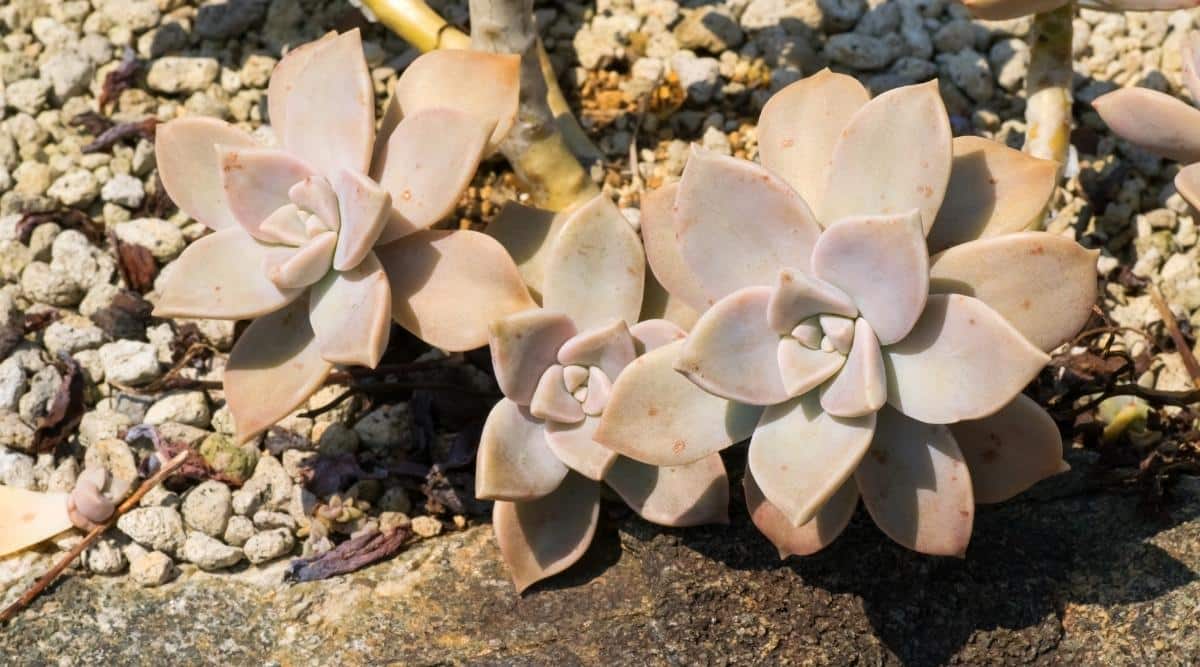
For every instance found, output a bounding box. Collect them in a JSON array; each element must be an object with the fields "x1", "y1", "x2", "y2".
[
  {"x1": 82, "y1": 117, "x2": 157, "y2": 154},
  {"x1": 98, "y1": 47, "x2": 142, "y2": 110},
  {"x1": 284, "y1": 526, "x2": 411, "y2": 583},
  {"x1": 32, "y1": 355, "x2": 86, "y2": 454}
]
